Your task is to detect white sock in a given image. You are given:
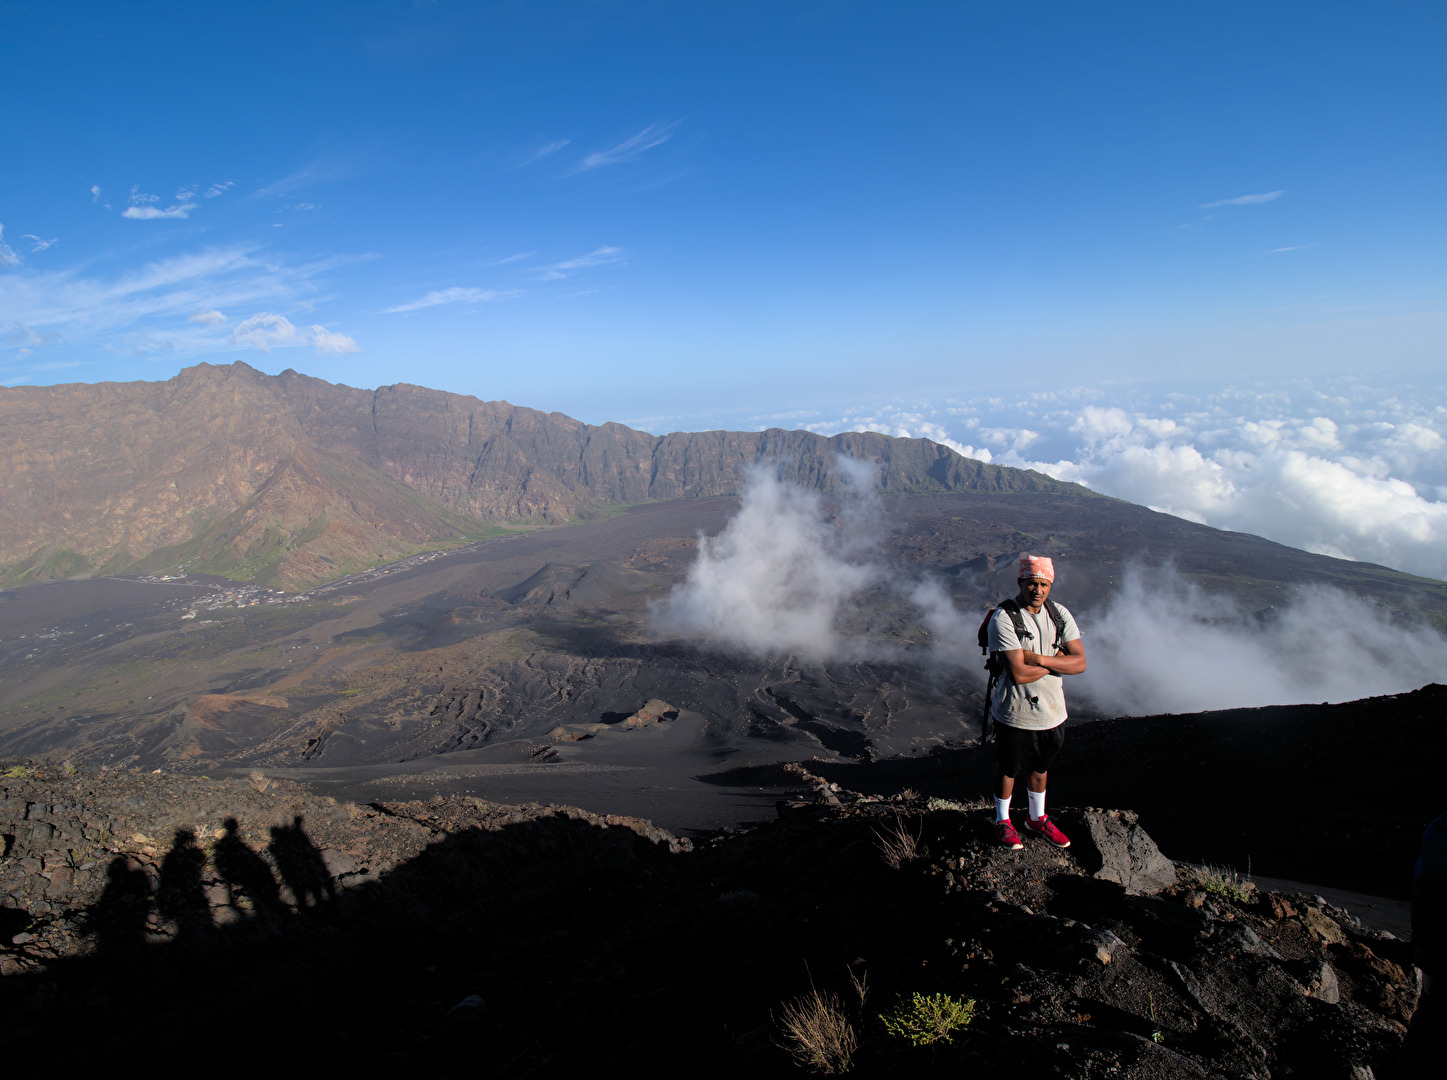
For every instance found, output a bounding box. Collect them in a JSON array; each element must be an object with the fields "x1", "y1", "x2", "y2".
[
  {"x1": 994, "y1": 795, "x2": 1011, "y2": 822},
  {"x1": 1028, "y1": 789, "x2": 1046, "y2": 821}
]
